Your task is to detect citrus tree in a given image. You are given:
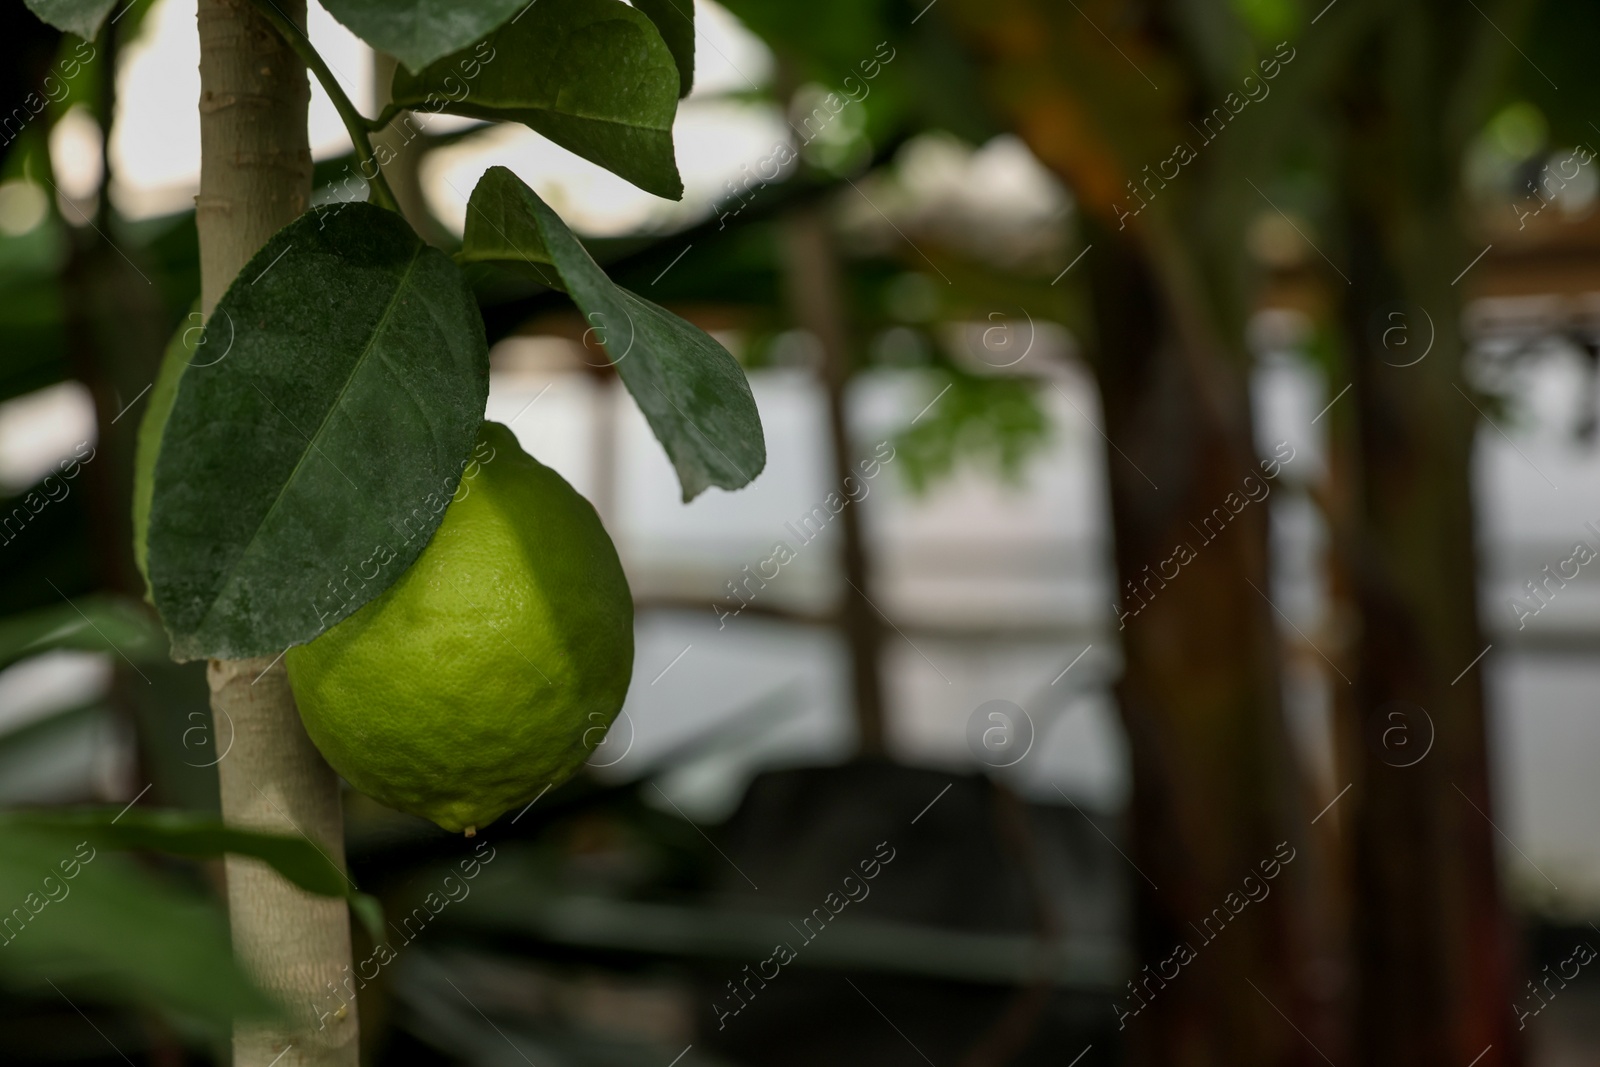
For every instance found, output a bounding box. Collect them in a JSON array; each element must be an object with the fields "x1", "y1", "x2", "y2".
[{"x1": 18, "y1": 0, "x2": 766, "y2": 1064}]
